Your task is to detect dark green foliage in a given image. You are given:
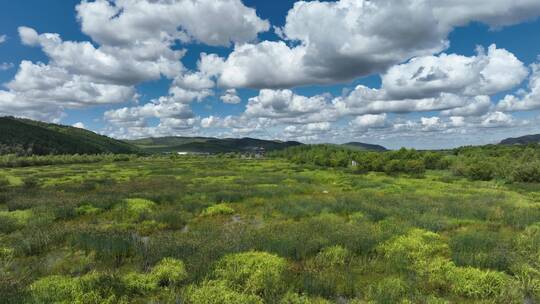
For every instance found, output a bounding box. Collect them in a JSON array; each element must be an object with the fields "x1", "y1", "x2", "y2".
[
  {"x1": 0, "y1": 153, "x2": 134, "y2": 168},
  {"x1": 274, "y1": 143, "x2": 540, "y2": 183},
  {"x1": 449, "y1": 228, "x2": 513, "y2": 271},
  {"x1": 0, "y1": 214, "x2": 19, "y2": 234},
  {"x1": 14, "y1": 225, "x2": 66, "y2": 256},
  {"x1": 71, "y1": 229, "x2": 136, "y2": 266},
  {"x1": 0, "y1": 116, "x2": 140, "y2": 156},
  {"x1": 511, "y1": 162, "x2": 540, "y2": 183},
  {"x1": 271, "y1": 145, "x2": 430, "y2": 177},
  {"x1": 451, "y1": 144, "x2": 540, "y2": 182}
]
